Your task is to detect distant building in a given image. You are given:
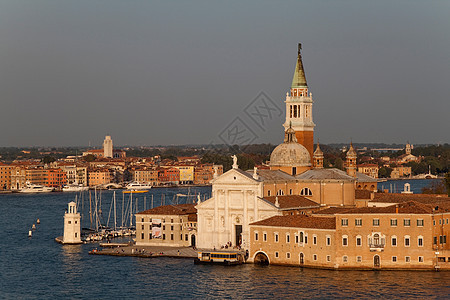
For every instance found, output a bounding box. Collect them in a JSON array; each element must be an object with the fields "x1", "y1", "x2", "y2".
[
  {"x1": 88, "y1": 168, "x2": 112, "y2": 186},
  {"x1": 0, "y1": 163, "x2": 13, "y2": 190},
  {"x1": 357, "y1": 163, "x2": 379, "y2": 178},
  {"x1": 132, "y1": 168, "x2": 158, "y2": 185},
  {"x1": 103, "y1": 135, "x2": 113, "y2": 158},
  {"x1": 82, "y1": 149, "x2": 126, "y2": 159},
  {"x1": 158, "y1": 167, "x2": 180, "y2": 185},
  {"x1": 390, "y1": 166, "x2": 412, "y2": 179}
]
